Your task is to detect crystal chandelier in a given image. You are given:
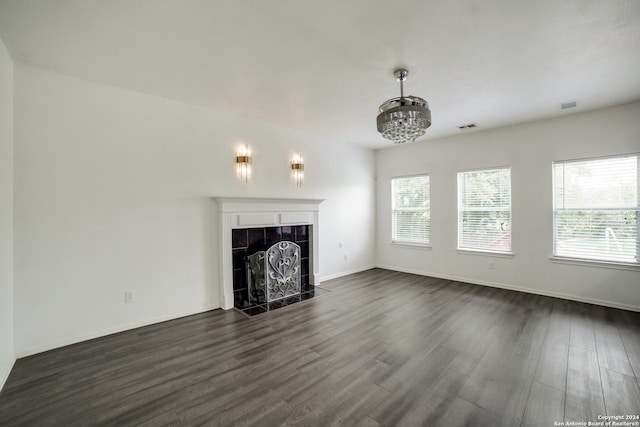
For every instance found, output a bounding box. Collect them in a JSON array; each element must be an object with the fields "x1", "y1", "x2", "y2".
[{"x1": 377, "y1": 68, "x2": 431, "y2": 144}]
